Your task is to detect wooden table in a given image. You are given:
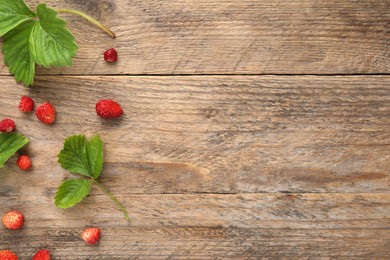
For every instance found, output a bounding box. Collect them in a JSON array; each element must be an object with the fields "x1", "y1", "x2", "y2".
[{"x1": 1, "y1": 0, "x2": 389, "y2": 259}]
